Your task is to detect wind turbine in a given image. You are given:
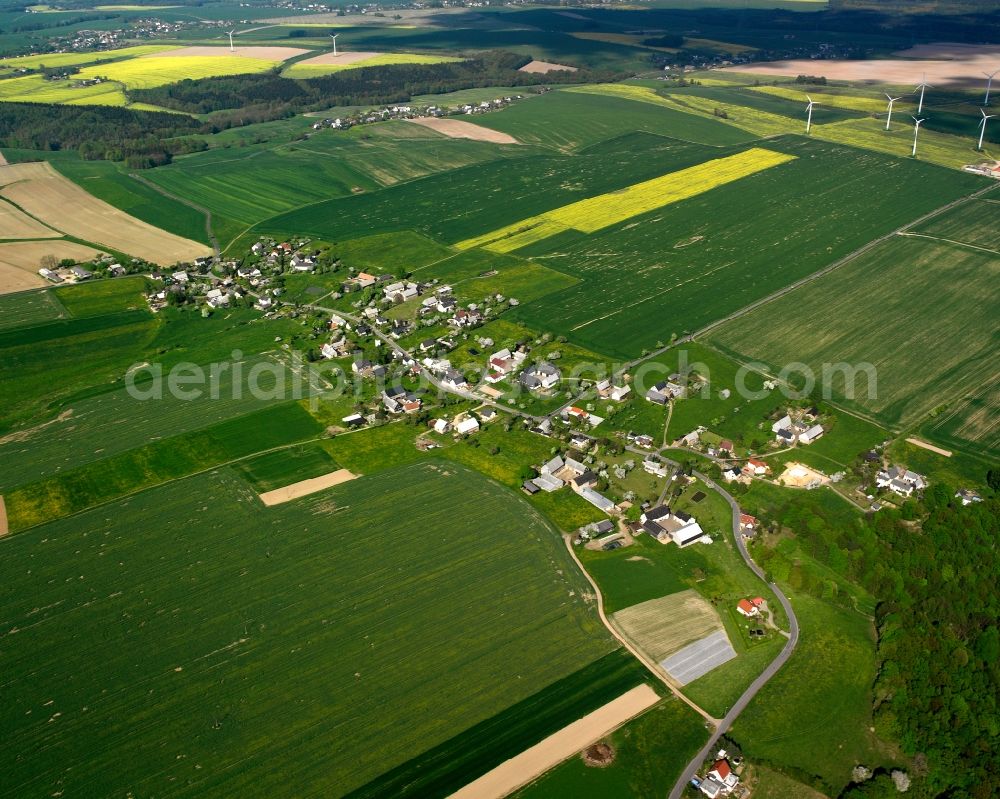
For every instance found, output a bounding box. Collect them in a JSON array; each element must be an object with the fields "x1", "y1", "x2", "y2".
[
  {"x1": 227, "y1": 29, "x2": 236, "y2": 52},
  {"x1": 912, "y1": 116, "x2": 925, "y2": 157},
  {"x1": 984, "y1": 69, "x2": 999, "y2": 106},
  {"x1": 885, "y1": 93, "x2": 902, "y2": 131},
  {"x1": 329, "y1": 33, "x2": 339, "y2": 57},
  {"x1": 805, "y1": 95, "x2": 815, "y2": 134},
  {"x1": 915, "y1": 74, "x2": 932, "y2": 115},
  {"x1": 978, "y1": 108, "x2": 995, "y2": 151}
]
